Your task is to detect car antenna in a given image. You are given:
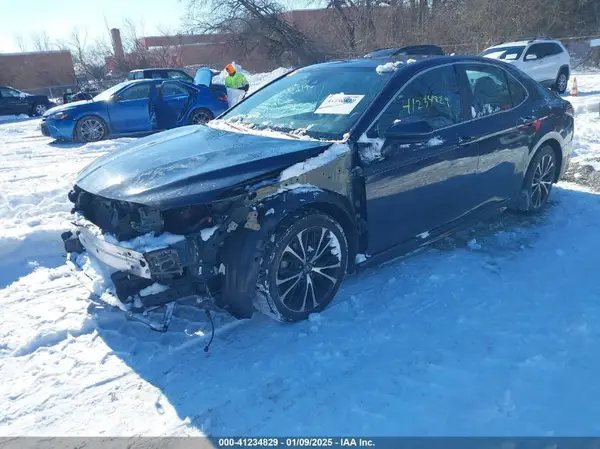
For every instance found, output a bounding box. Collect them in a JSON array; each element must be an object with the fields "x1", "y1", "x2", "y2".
[{"x1": 204, "y1": 308, "x2": 215, "y2": 352}]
